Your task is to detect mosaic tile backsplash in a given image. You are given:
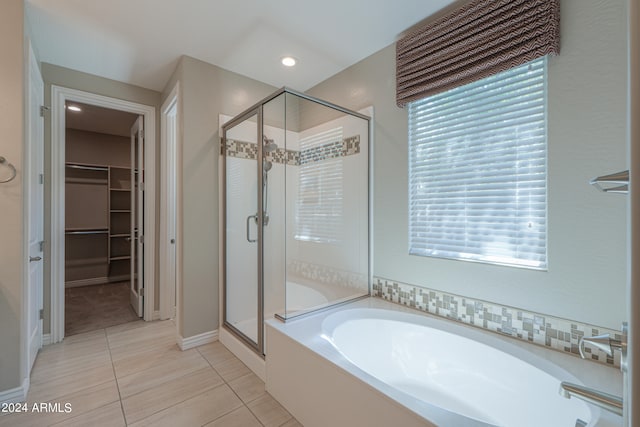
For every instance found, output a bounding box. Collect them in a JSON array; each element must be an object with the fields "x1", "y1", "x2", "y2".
[{"x1": 373, "y1": 277, "x2": 622, "y2": 368}]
